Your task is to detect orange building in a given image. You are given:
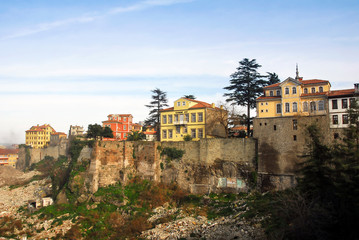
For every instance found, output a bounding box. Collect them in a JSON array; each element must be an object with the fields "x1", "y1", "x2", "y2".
[
  {"x1": 102, "y1": 114, "x2": 133, "y2": 140},
  {"x1": 0, "y1": 149, "x2": 19, "y2": 167}
]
